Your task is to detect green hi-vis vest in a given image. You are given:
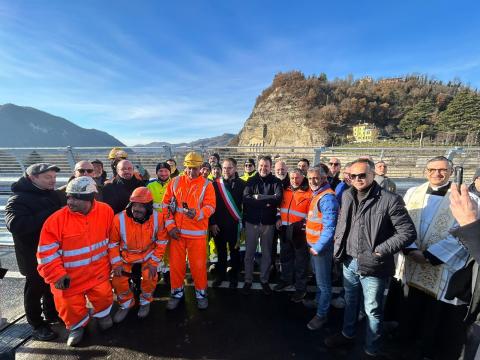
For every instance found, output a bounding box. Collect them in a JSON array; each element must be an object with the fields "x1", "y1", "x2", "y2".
[
  {"x1": 147, "y1": 179, "x2": 171, "y2": 212},
  {"x1": 240, "y1": 171, "x2": 257, "y2": 182}
]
